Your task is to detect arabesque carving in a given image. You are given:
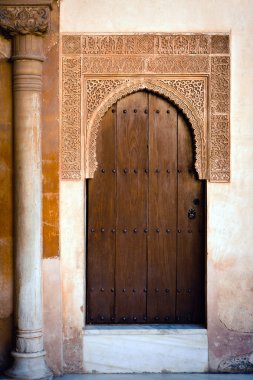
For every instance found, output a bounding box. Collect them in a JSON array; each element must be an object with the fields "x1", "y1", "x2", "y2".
[
  {"x1": 210, "y1": 114, "x2": 230, "y2": 182},
  {"x1": 82, "y1": 55, "x2": 210, "y2": 74},
  {"x1": 210, "y1": 56, "x2": 230, "y2": 181},
  {"x1": 61, "y1": 57, "x2": 81, "y2": 180},
  {"x1": 210, "y1": 56, "x2": 230, "y2": 114},
  {"x1": 0, "y1": 6, "x2": 50, "y2": 36},
  {"x1": 86, "y1": 78, "x2": 205, "y2": 121},
  {"x1": 86, "y1": 79, "x2": 206, "y2": 180},
  {"x1": 160, "y1": 80, "x2": 205, "y2": 119},
  {"x1": 87, "y1": 79, "x2": 130, "y2": 121},
  {"x1": 61, "y1": 33, "x2": 230, "y2": 182}
]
